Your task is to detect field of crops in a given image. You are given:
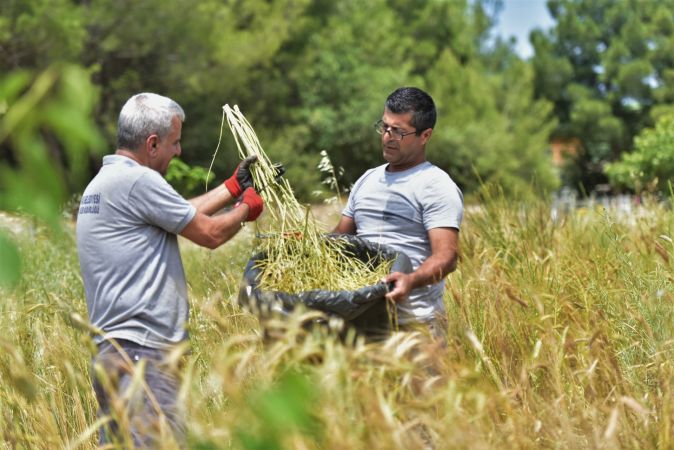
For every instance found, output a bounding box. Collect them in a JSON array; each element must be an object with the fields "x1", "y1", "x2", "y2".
[{"x1": 1, "y1": 197, "x2": 673, "y2": 449}]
